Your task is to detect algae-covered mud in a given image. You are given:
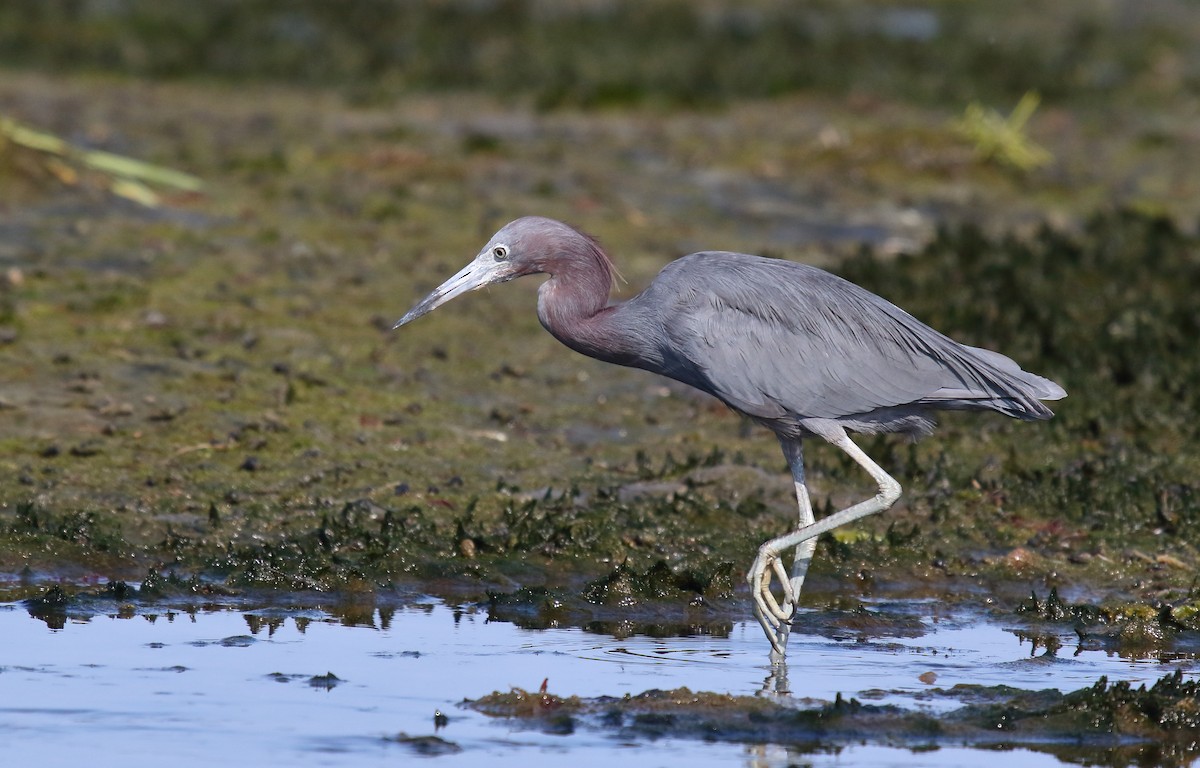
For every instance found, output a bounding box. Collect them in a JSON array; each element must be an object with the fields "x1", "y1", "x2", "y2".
[
  {"x1": 1, "y1": 1, "x2": 1199, "y2": 764},
  {"x1": 470, "y1": 674, "x2": 1200, "y2": 767}
]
